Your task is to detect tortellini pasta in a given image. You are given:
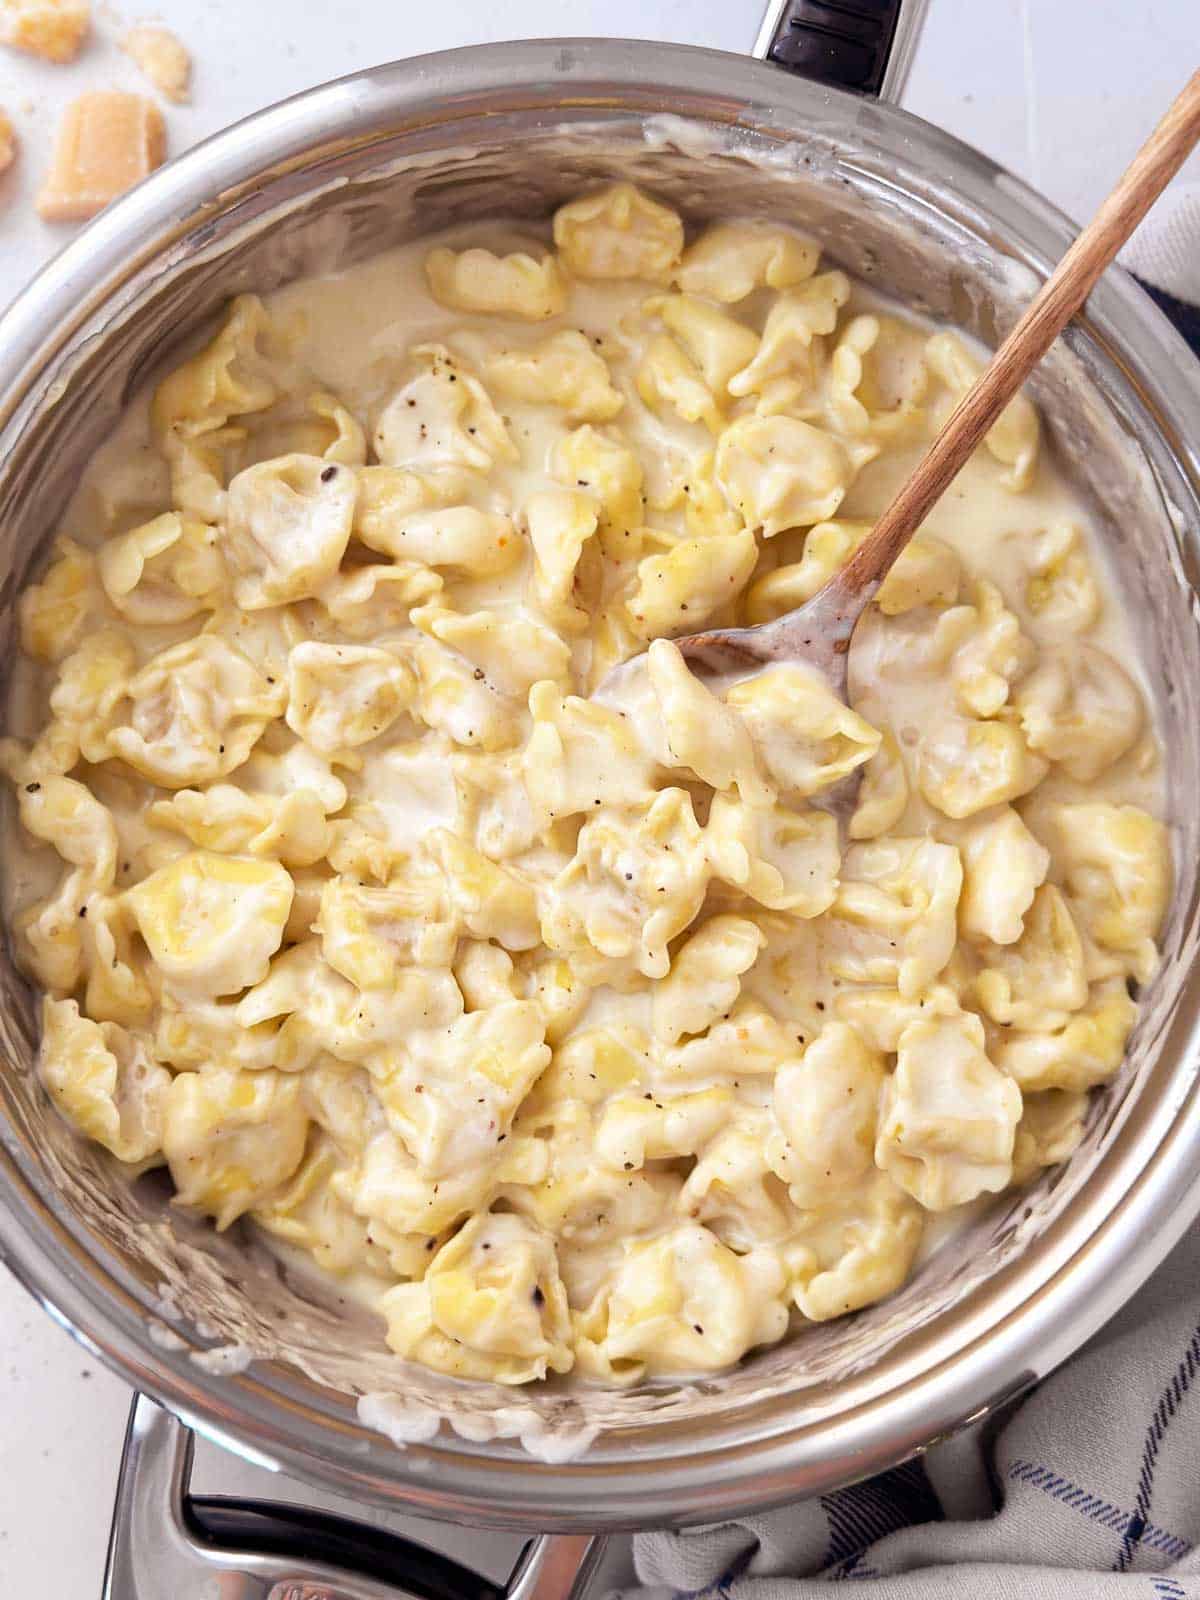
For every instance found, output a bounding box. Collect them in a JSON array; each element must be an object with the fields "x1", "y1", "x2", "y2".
[
  {"x1": 412, "y1": 638, "x2": 522, "y2": 751},
  {"x1": 876, "y1": 1013, "x2": 1022, "y2": 1210},
  {"x1": 524, "y1": 490, "x2": 600, "y2": 634},
  {"x1": 706, "y1": 793, "x2": 840, "y2": 916},
  {"x1": 521, "y1": 682, "x2": 656, "y2": 824},
  {"x1": 637, "y1": 333, "x2": 724, "y2": 434},
  {"x1": 1010, "y1": 1089, "x2": 1089, "y2": 1186},
  {"x1": 958, "y1": 807, "x2": 1049, "y2": 946},
  {"x1": 926, "y1": 330, "x2": 1040, "y2": 489},
  {"x1": 225, "y1": 453, "x2": 357, "y2": 609},
  {"x1": 317, "y1": 561, "x2": 443, "y2": 635},
  {"x1": 574, "y1": 1224, "x2": 787, "y2": 1383},
  {"x1": 382, "y1": 1212, "x2": 573, "y2": 1383},
  {"x1": 949, "y1": 581, "x2": 1036, "y2": 718},
  {"x1": 726, "y1": 663, "x2": 880, "y2": 796},
  {"x1": 825, "y1": 314, "x2": 928, "y2": 440},
  {"x1": 315, "y1": 871, "x2": 457, "y2": 985},
  {"x1": 412, "y1": 603, "x2": 571, "y2": 698},
  {"x1": 996, "y1": 979, "x2": 1136, "y2": 1093},
  {"x1": 150, "y1": 294, "x2": 278, "y2": 521},
  {"x1": 715, "y1": 413, "x2": 875, "y2": 536},
  {"x1": 97, "y1": 513, "x2": 223, "y2": 625},
  {"x1": 972, "y1": 885, "x2": 1089, "y2": 1030},
  {"x1": 643, "y1": 638, "x2": 770, "y2": 802},
  {"x1": 20, "y1": 539, "x2": 99, "y2": 662},
  {"x1": 919, "y1": 716, "x2": 1048, "y2": 819},
  {"x1": 487, "y1": 331, "x2": 623, "y2": 423},
  {"x1": 424, "y1": 246, "x2": 566, "y2": 321},
  {"x1": 104, "y1": 634, "x2": 285, "y2": 788},
  {"x1": 554, "y1": 183, "x2": 684, "y2": 282},
  {"x1": 675, "y1": 221, "x2": 819, "y2": 303},
  {"x1": 831, "y1": 837, "x2": 963, "y2": 999},
  {"x1": 1047, "y1": 803, "x2": 1170, "y2": 985},
  {"x1": 652, "y1": 915, "x2": 766, "y2": 1043},
  {"x1": 1014, "y1": 643, "x2": 1143, "y2": 780},
  {"x1": 162, "y1": 1067, "x2": 309, "y2": 1229},
  {"x1": 627, "y1": 528, "x2": 758, "y2": 638},
  {"x1": 542, "y1": 788, "x2": 711, "y2": 981},
  {"x1": 148, "y1": 784, "x2": 331, "y2": 868},
  {"x1": 645, "y1": 294, "x2": 760, "y2": 398},
  {"x1": 848, "y1": 728, "x2": 908, "y2": 841},
  {"x1": 783, "y1": 1173, "x2": 923, "y2": 1324},
  {"x1": 4, "y1": 185, "x2": 1169, "y2": 1393},
  {"x1": 726, "y1": 273, "x2": 851, "y2": 402},
  {"x1": 746, "y1": 523, "x2": 959, "y2": 624},
  {"x1": 40, "y1": 998, "x2": 170, "y2": 1165},
  {"x1": 595, "y1": 1086, "x2": 735, "y2": 1171},
  {"x1": 551, "y1": 425, "x2": 644, "y2": 539},
  {"x1": 284, "y1": 642, "x2": 416, "y2": 757},
  {"x1": 771, "y1": 1023, "x2": 883, "y2": 1204},
  {"x1": 1024, "y1": 522, "x2": 1101, "y2": 632},
  {"x1": 355, "y1": 476, "x2": 519, "y2": 574},
  {"x1": 680, "y1": 1106, "x2": 796, "y2": 1250},
  {"x1": 128, "y1": 851, "x2": 293, "y2": 1001},
  {"x1": 372, "y1": 345, "x2": 515, "y2": 474}
]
